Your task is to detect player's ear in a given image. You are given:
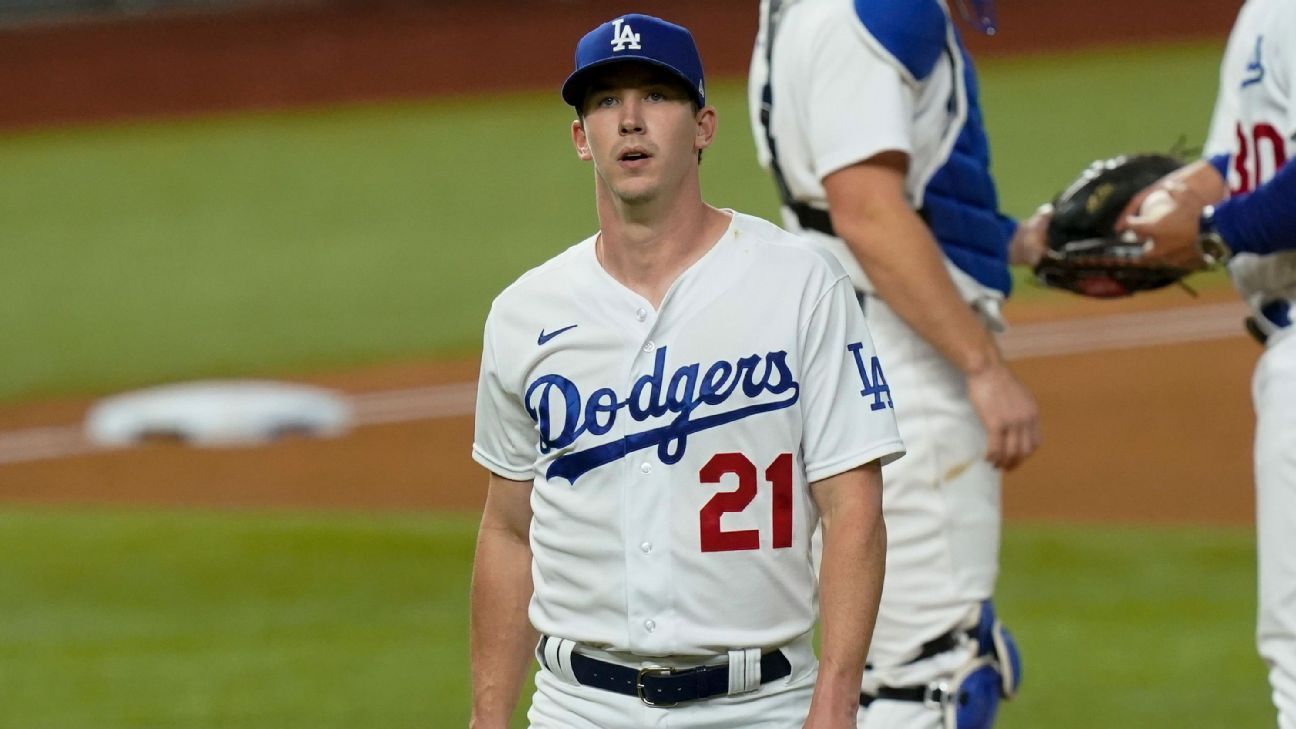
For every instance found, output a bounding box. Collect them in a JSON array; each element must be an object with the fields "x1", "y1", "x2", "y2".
[
  {"x1": 572, "y1": 119, "x2": 593, "y2": 161},
  {"x1": 694, "y1": 106, "x2": 717, "y2": 155}
]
